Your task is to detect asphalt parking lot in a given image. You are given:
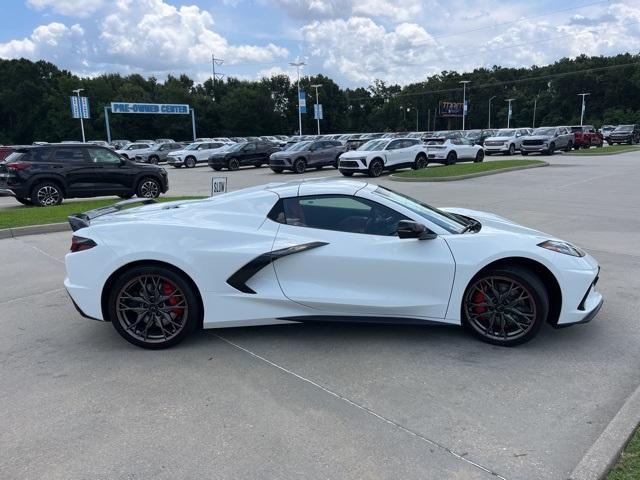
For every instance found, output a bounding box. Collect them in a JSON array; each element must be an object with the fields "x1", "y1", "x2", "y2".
[{"x1": 2, "y1": 150, "x2": 640, "y2": 479}]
